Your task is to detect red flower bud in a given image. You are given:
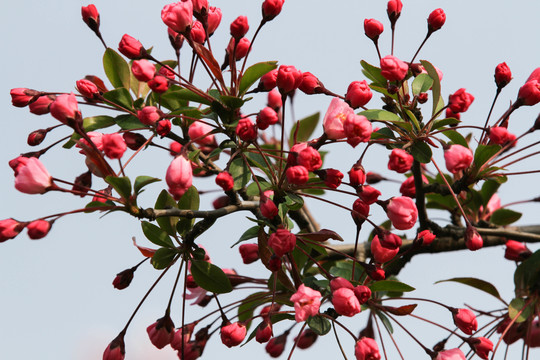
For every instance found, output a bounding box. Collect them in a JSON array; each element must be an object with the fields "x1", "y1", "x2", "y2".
[
  {"x1": 317, "y1": 168, "x2": 344, "y2": 189},
  {"x1": 102, "y1": 333, "x2": 125, "y2": 360},
  {"x1": 230, "y1": 15, "x2": 249, "y2": 39},
  {"x1": 112, "y1": 268, "x2": 135, "y2": 290},
  {"x1": 386, "y1": 196, "x2": 418, "y2": 230},
  {"x1": 50, "y1": 93, "x2": 80, "y2": 125},
  {"x1": 378, "y1": 231, "x2": 403, "y2": 250},
  {"x1": 268, "y1": 89, "x2": 282, "y2": 109},
  {"x1": 489, "y1": 127, "x2": 516, "y2": 145},
  {"x1": 345, "y1": 80, "x2": 373, "y2": 108},
  {"x1": 380, "y1": 55, "x2": 409, "y2": 82},
  {"x1": 276, "y1": 65, "x2": 303, "y2": 94},
  {"x1": 190, "y1": 20, "x2": 206, "y2": 44},
  {"x1": 399, "y1": 175, "x2": 428, "y2": 198},
  {"x1": 494, "y1": 62, "x2": 512, "y2": 89},
  {"x1": 14, "y1": 157, "x2": 53, "y2": 194},
  {"x1": 444, "y1": 144, "x2": 473, "y2": 174},
  {"x1": 226, "y1": 37, "x2": 251, "y2": 60},
  {"x1": 215, "y1": 171, "x2": 234, "y2": 191},
  {"x1": 236, "y1": 117, "x2": 257, "y2": 142},
  {"x1": 417, "y1": 229, "x2": 436, "y2": 246},
  {"x1": 344, "y1": 113, "x2": 372, "y2": 147},
  {"x1": 29, "y1": 95, "x2": 55, "y2": 115},
  {"x1": 260, "y1": 194, "x2": 278, "y2": 219},
  {"x1": 10, "y1": 88, "x2": 40, "y2": 107},
  {"x1": 286, "y1": 165, "x2": 309, "y2": 185},
  {"x1": 295, "y1": 329, "x2": 318, "y2": 349},
  {"x1": 0, "y1": 219, "x2": 24, "y2": 243},
  {"x1": 358, "y1": 185, "x2": 381, "y2": 204},
  {"x1": 518, "y1": 80, "x2": 540, "y2": 106},
  {"x1": 364, "y1": 18, "x2": 384, "y2": 41},
  {"x1": 76, "y1": 79, "x2": 99, "y2": 99},
  {"x1": 118, "y1": 34, "x2": 145, "y2": 59},
  {"x1": 448, "y1": 88, "x2": 475, "y2": 113},
  {"x1": 137, "y1": 106, "x2": 162, "y2": 126},
  {"x1": 212, "y1": 195, "x2": 230, "y2": 209},
  {"x1": 26, "y1": 219, "x2": 51, "y2": 240},
  {"x1": 166, "y1": 156, "x2": 193, "y2": 200},
  {"x1": 239, "y1": 243, "x2": 259, "y2": 264},
  {"x1": 262, "y1": 0, "x2": 285, "y2": 21},
  {"x1": 131, "y1": 60, "x2": 156, "y2": 82},
  {"x1": 427, "y1": 8, "x2": 446, "y2": 32},
  {"x1": 27, "y1": 129, "x2": 47, "y2": 146},
  {"x1": 147, "y1": 315, "x2": 175, "y2": 349},
  {"x1": 81, "y1": 4, "x2": 100, "y2": 33},
  {"x1": 123, "y1": 132, "x2": 147, "y2": 150},
  {"x1": 156, "y1": 119, "x2": 172, "y2": 137},
  {"x1": 220, "y1": 322, "x2": 247, "y2": 347},
  {"x1": 299, "y1": 72, "x2": 323, "y2": 95},
  {"x1": 268, "y1": 228, "x2": 296, "y2": 257},
  {"x1": 332, "y1": 287, "x2": 361, "y2": 317},
  {"x1": 465, "y1": 226, "x2": 483, "y2": 251},
  {"x1": 504, "y1": 240, "x2": 532, "y2": 261},
  {"x1": 386, "y1": 0, "x2": 403, "y2": 23},
  {"x1": 355, "y1": 337, "x2": 381, "y2": 360},
  {"x1": 452, "y1": 308, "x2": 478, "y2": 335},
  {"x1": 468, "y1": 337, "x2": 493, "y2": 360},
  {"x1": 417, "y1": 92, "x2": 428, "y2": 104},
  {"x1": 148, "y1": 75, "x2": 169, "y2": 93},
  {"x1": 265, "y1": 334, "x2": 287, "y2": 357},
  {"x1": 371, "y1": 235, "x2": 399, "y2": 263},
  {"x1": 256, "y1": 106, "x2": 279, "y2": 130},
  {"x1": 102, "y1": 133, "x2": 127, "y2": 159},
  {"x1": 267, "y1": 254, "x2": 282, "y2": 272},
  {"x1": 161, "y1": 1, "x2": 193, "y2": 34},
  {"x1": 354, "y1": 285, "x2": 372, "y2": 304},
  {"x1": 207, "y1": 6, "x2": 223, "y2": 35},
  {"x1": 259, "y1": 69, "x2": 278, "y2": 91},
  {"x1": 349, "y1": 165, "x2": 366, "y2": 188},
  {"x1": 255, "y1": 318, "x2": 273, "y2": 343},
  {"x1": 352, "y1": 198, "x2": 370, "y2": 226}
]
